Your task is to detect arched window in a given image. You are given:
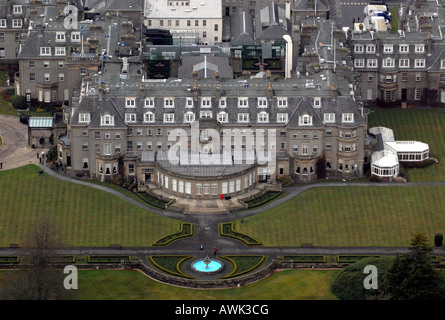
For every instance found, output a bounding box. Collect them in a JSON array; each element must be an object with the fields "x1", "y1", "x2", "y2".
[
  {"x1": 184, "y1": 111, "x2": 195, "y2": 123},
  {"x1": 257, "y1": 111, "x2": 269, "y2": 123},
  {"x1": 101, "y1": 113, "x2": 114, "y2": 126},
  {"x1": 217, "y1": 111, "x2": 228, "y2": 123}
]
